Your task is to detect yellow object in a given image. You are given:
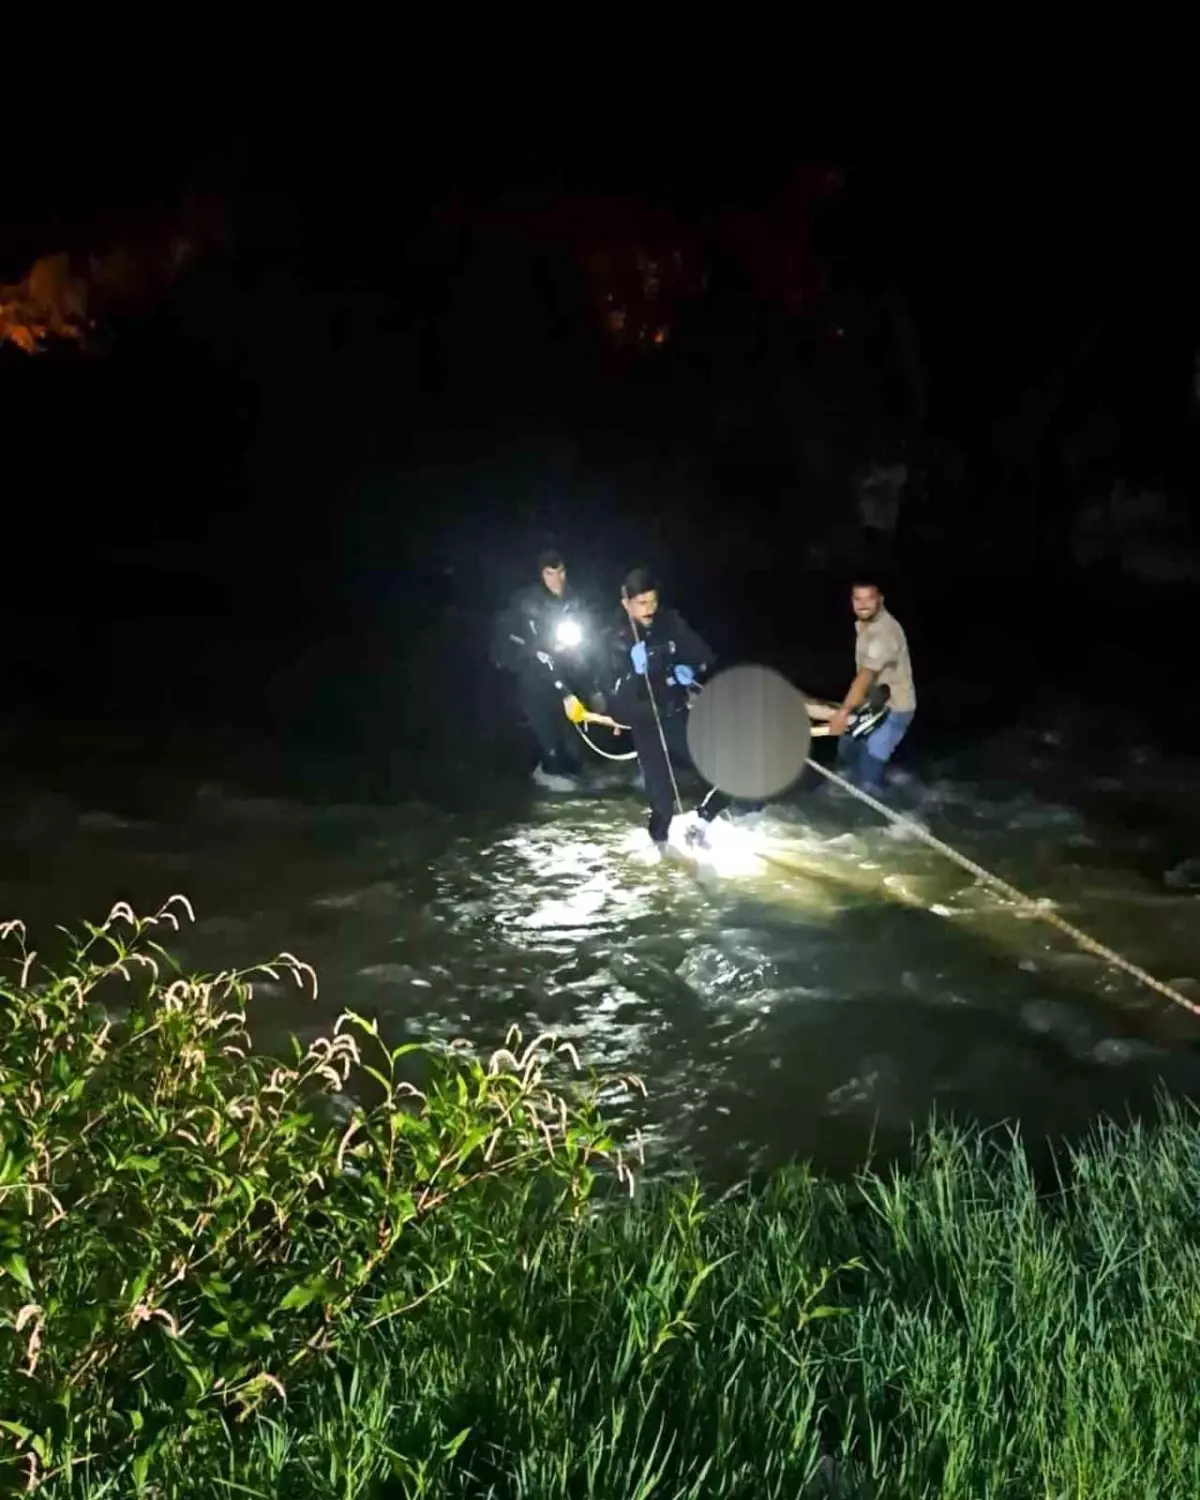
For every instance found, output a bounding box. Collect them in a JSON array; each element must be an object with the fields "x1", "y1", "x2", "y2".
[{"x1": 563, "y1": 695, "x2": 588, "y2": 724}]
